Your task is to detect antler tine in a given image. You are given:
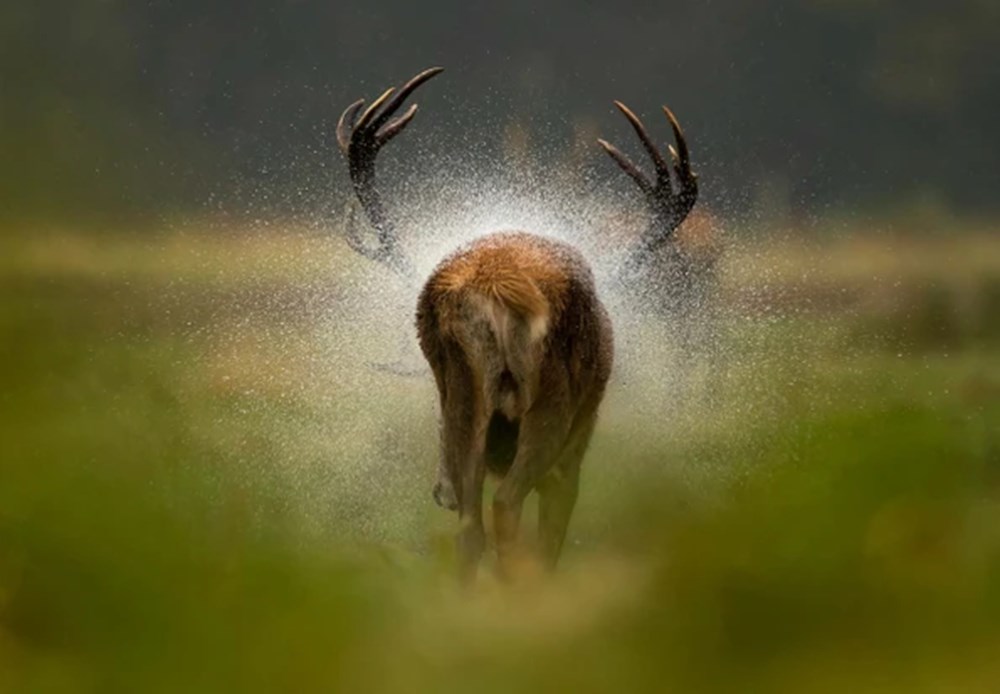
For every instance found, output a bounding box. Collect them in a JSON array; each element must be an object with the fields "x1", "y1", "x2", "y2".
[
  {"x1": 597, "y1": 138, "x2": 653, "y2": 196},
  {"x1": 336, "y1": 99, "x2": 365, "y2": 155},
  {"x1": 662, "y1": 105, "x2": 691, "y2": 176},
  {"x1": 355, "y1": 87, "x2": 396, "y2": 132},
  {"x1": 667, "y1": 144, "x2": 680, "y2": 167},
  {"x1": 613, "y1": 101, "x2": 670, "y2": 176},
  {"x1": 376, "y1": 103, "x2": 419, "y2": 146},
  {"x1": 370, "y1": 66, "x2": 445, "y2": 133}
]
